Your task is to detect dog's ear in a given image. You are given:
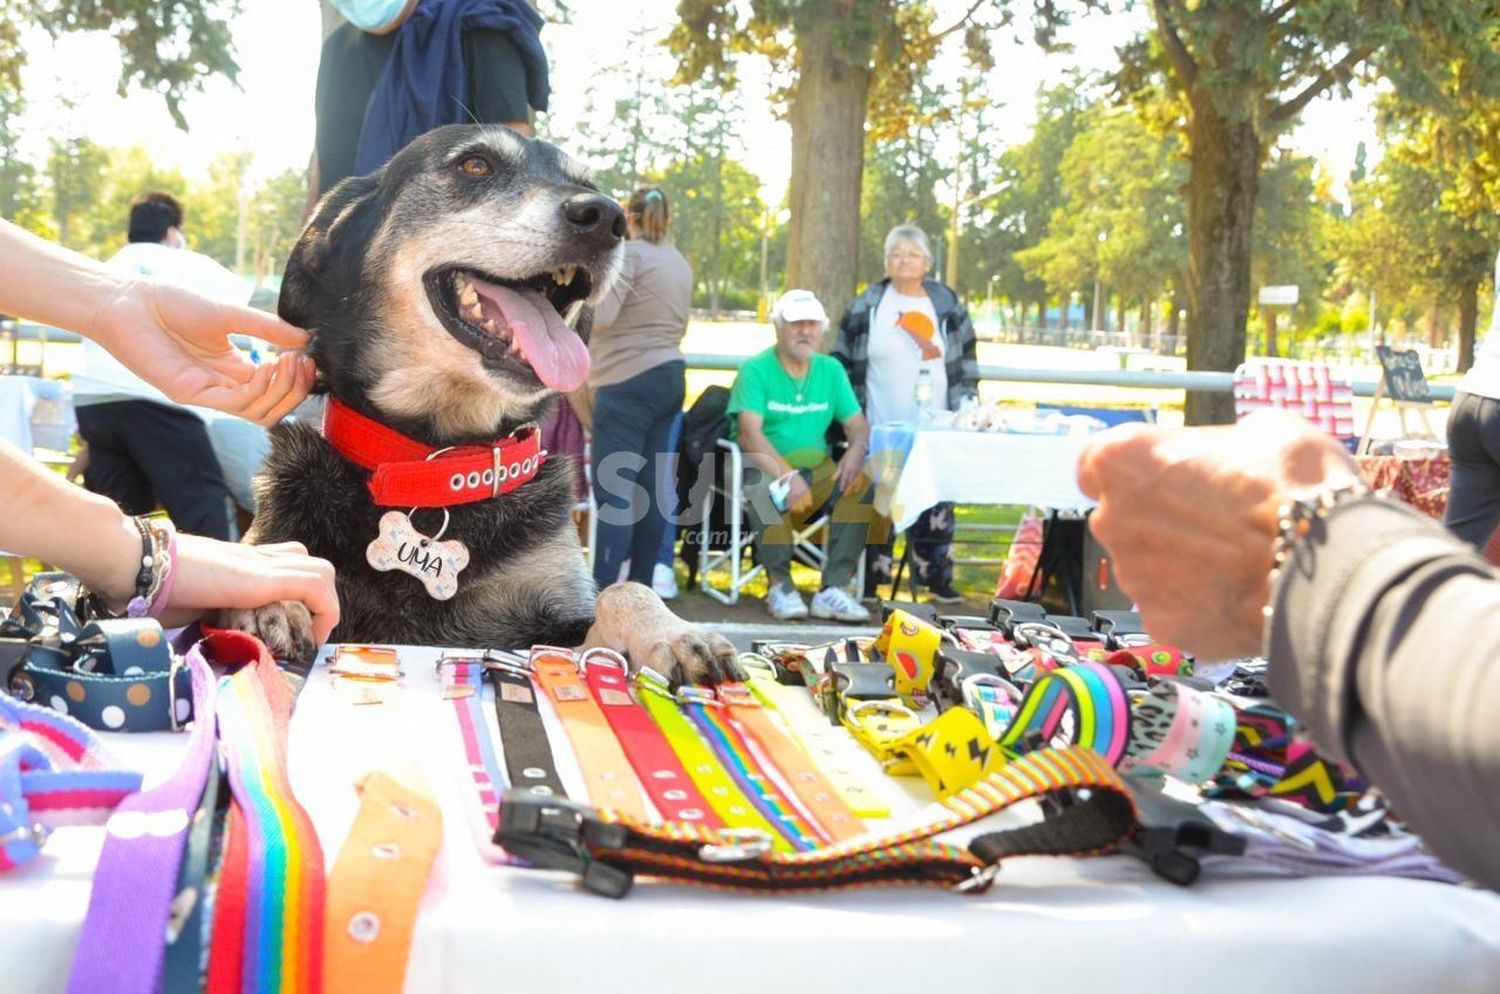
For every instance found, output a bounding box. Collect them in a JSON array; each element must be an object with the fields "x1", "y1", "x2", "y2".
[{"x1": 278, "y1": 173, "x2": 382, "y2": 332}]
